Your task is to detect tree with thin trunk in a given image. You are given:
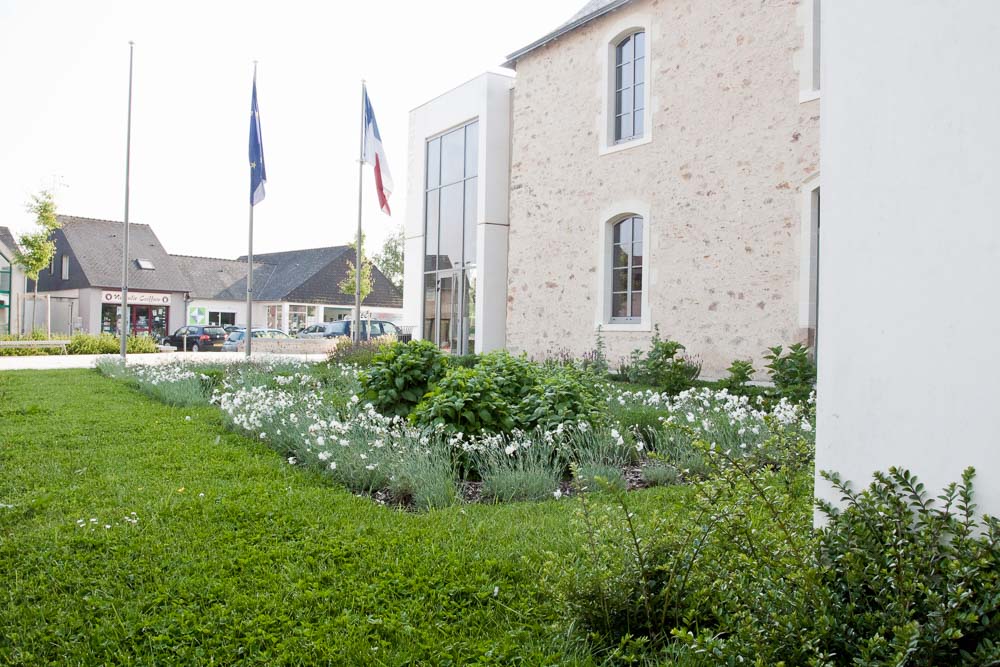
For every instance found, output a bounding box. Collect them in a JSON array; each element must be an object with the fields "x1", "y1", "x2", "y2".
[
  {"x1": 374, "y1": 225, "x2": 404, "y2": 290},
  {"x1": 13, "y1": 191, "x2": 60, "y2": 335},
  {"x1": 339, "y1": 235, "x2": 373, "y2": 304}
]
